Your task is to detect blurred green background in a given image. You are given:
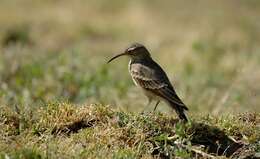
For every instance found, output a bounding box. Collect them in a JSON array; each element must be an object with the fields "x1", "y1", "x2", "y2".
[{"x1": 0, "y1": 0, "x2": 259, "y2": 116}]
